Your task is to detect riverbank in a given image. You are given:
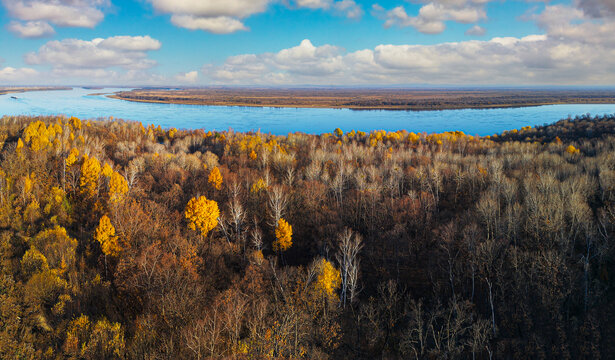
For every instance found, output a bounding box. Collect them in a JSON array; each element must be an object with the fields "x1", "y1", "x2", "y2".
[{"x1": 0, "y1": 87, "x2": 71, "y2": 96}]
